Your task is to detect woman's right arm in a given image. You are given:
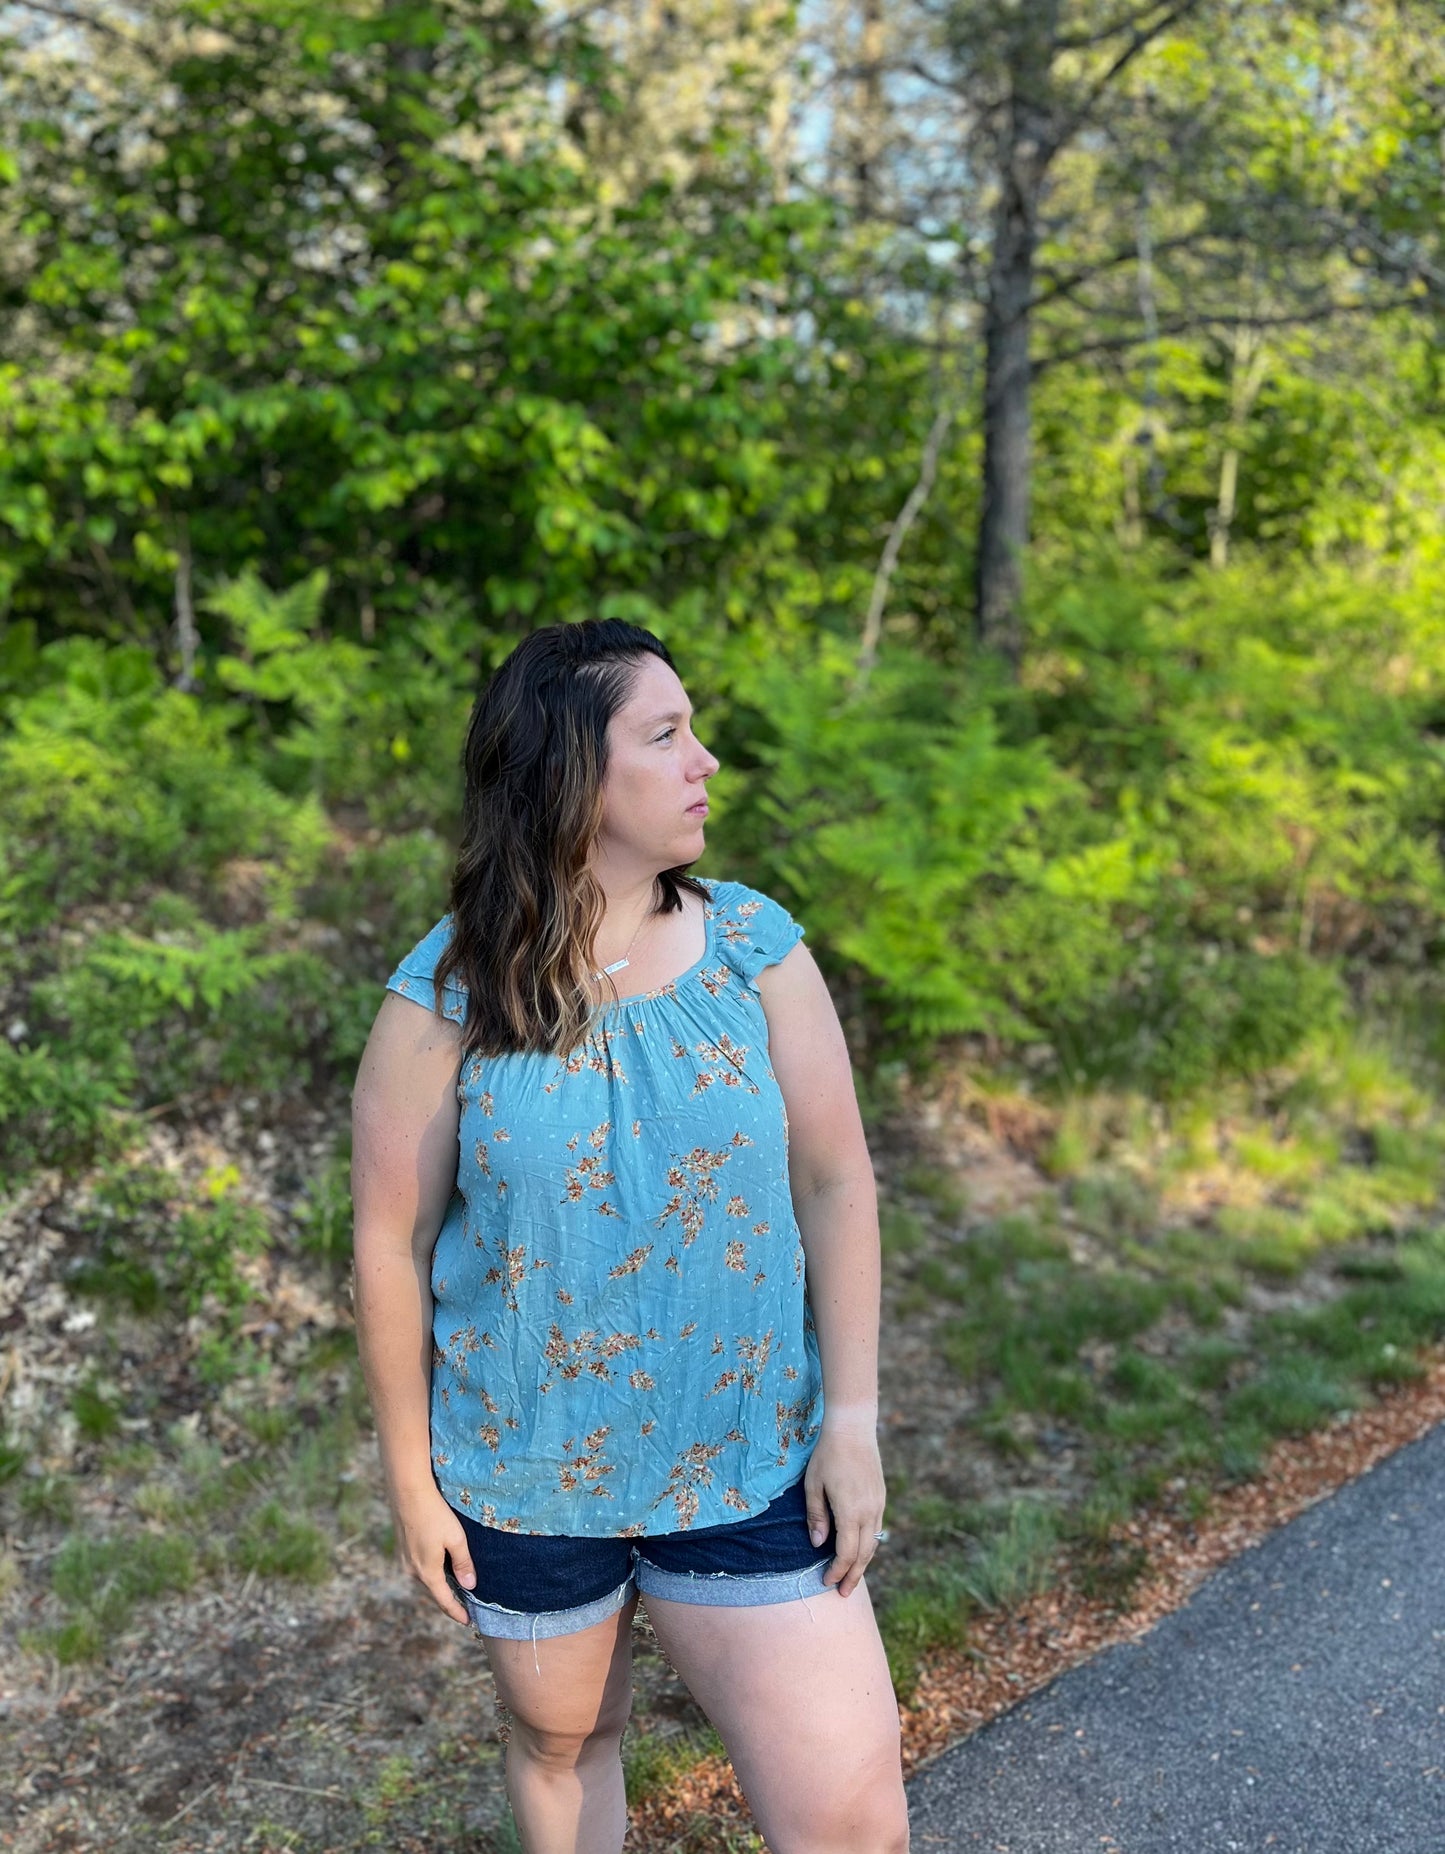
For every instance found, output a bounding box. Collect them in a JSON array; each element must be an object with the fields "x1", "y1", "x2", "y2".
[{"x1": 350, "y1": 991, "x2": 477, "y2": 1625}]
